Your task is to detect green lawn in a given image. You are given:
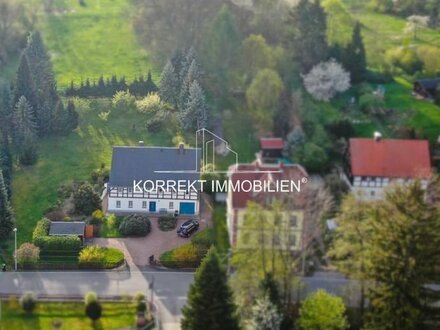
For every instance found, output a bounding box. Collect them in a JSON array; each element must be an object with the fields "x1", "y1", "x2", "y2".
[
  {"x1": 1, "y1": 301, "x2": 137, "y2": 330},
  {"x1": 10, "y1": 99, "x2": 173, "y2": 250},
  {"x1": 41, "y1": 0, "x2": 156, "y2": 89}
]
